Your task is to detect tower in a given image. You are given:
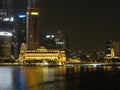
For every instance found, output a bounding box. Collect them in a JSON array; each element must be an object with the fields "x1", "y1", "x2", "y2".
[
  {"x1": 0, "y1": 0, "x2": 15, "y2": 60},
  {"x1": 26, "y1": 0, "x2": 40, "y2": 50}
]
